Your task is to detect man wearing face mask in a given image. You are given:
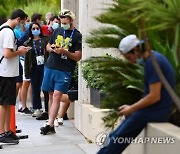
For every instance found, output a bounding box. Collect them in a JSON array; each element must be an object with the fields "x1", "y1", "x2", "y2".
[
  {"x1": 97, "y1": 34, "x2": 176, "y2": 154},
  {"x1": 0, "y1": 9, "x2": 28, "y2": 145},
  {"x1": 40, "y1": 9, "x2": 82, "y2": 135},
  {"x1": 41, "y1": 15, "x2": 60, "y2": 37}
]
